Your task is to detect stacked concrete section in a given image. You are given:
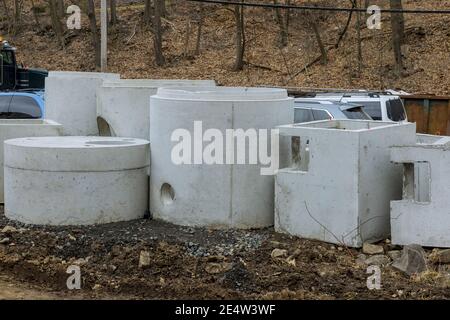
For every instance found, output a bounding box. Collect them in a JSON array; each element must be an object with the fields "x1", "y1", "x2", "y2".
[
  {"x1": 97, "y1": 79, "x2": 215, "y2": 139},
  {"x1": 45, "y1": 71, "x2": 120, "y2": 136},
  {"x1": 391, "y1": 134, "x2": 450, "y2": 248},
  {"x1": 150, "y1": 87, "x2": 293, "y2": 229},
  {"x1": 275, "y1": 120, "x2": 416, "y2": 248},
  {"x1": 0, "y1": 119, "x2": 63, "y2": 203},
  {"x1": 4, "y1": 136, "x2": 149, "y2": 226}
]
